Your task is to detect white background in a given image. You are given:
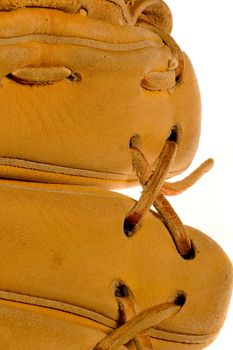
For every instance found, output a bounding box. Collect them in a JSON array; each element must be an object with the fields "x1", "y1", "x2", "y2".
[{"x1": 121, "y1": 1, "x2": 233, "y2": 348}]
